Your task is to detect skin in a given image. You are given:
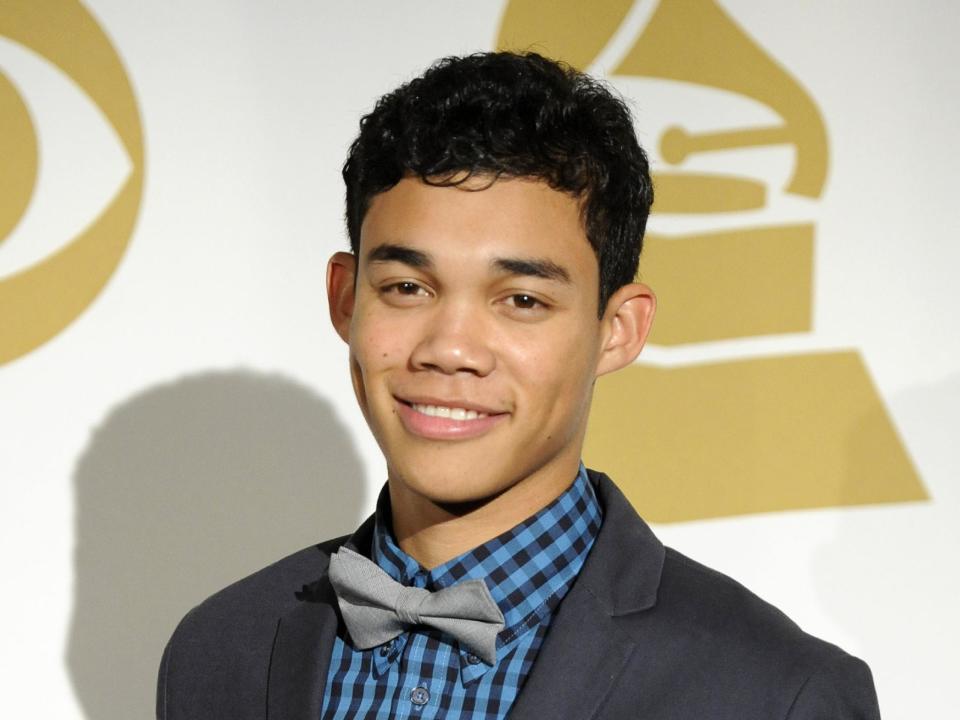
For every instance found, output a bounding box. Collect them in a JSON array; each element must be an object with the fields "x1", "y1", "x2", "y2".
[{"x1": 327, "y1": 176, "x2": 655, "y2": 569}]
